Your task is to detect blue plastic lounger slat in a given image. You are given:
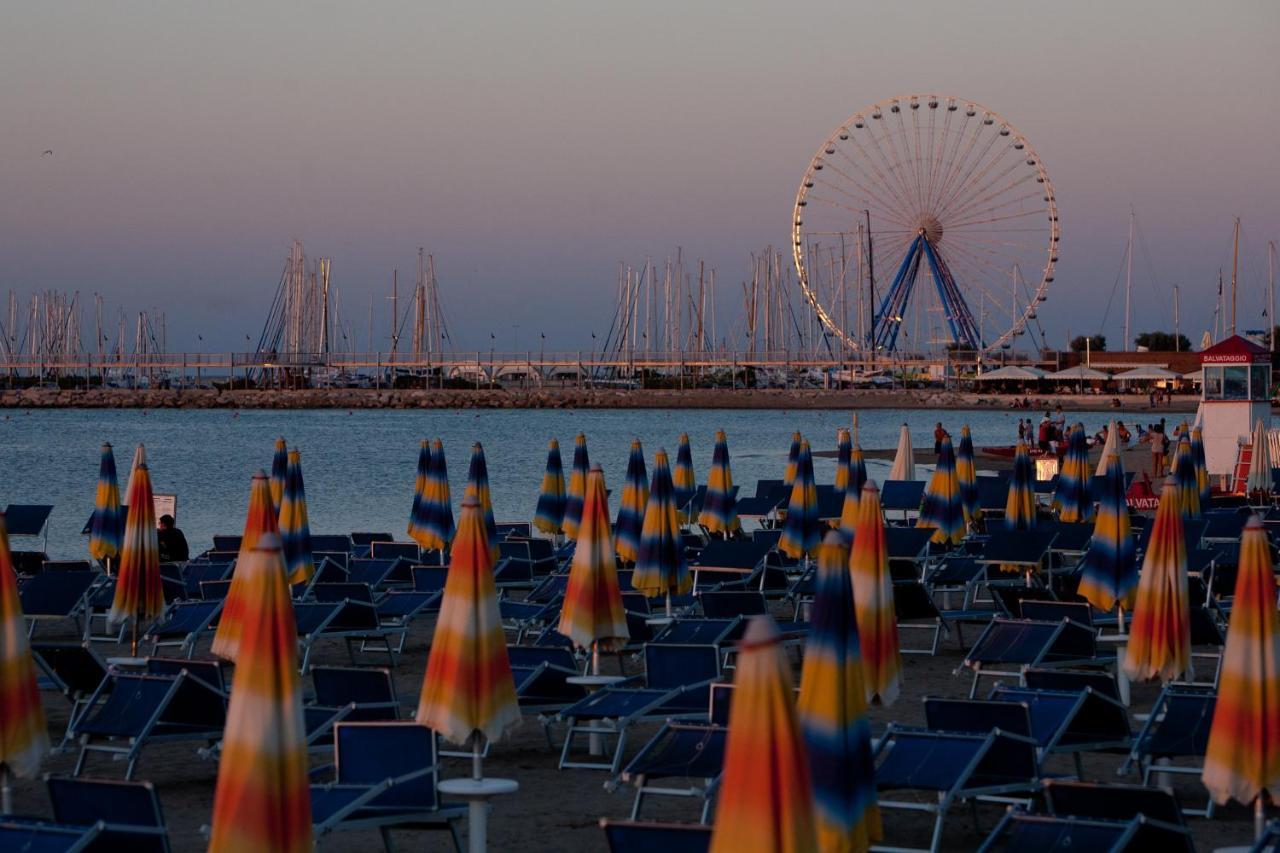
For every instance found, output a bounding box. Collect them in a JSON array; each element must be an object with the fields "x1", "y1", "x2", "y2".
[
  {"x1": 31, "y1": 642, "x2": 108, "y2": 748},
  {"x1": 145, "y1": 657, "x2": 229, "y2": 693},
  {"x1": 311, "y1": 534, "x2": 354, "y2": 553},
  {"x1": 988, "y1": 685, "x2": 1131, "y2": 761},
  {"x1": 976, "y1": 811, "x2": 1194, "y2": 853},
  {"x1": 880, "y1": 480, "x2": 927, "y2": 512},
  {"x1": 211, "y1": 535, "x2": 242, "y2": 552},
  {"x1": 345, "y1": 560, "x2": 396, "y2": 590},
  {"x1": 311, "y1": 582, "x2": 376, "y2": 605},
  {"x1": 46, "y1": 775, "x2": 172, "y2": 853},
  {"x1": 698, "y1": 590, "x2": 767, "y2": 619},
  {"x1": 5, "y1": 504, "x2": 54, "y2": 536},
  {"x1": 885, "y1": 527, "x2": 934, "y2": 563},
  {"x1": 961, "y1": 618, "x2": 1100, "y2": 698},
  {"x1": 350, "y1": 532, "x2": 394, "y2": 547},
  {"x1": 311, "y1": 666, "x2": 400, "y2": 722},
  {"x1": 181, "y1": 563, "x2": 231, "y2": 598},
  {"x1": 977, "y1": 476, "x2": 1011, "y2": 511},
  {"x1": 368, "y1": 541, "x2": 419, "y2": 561},
  {"x1": 144, "y1": 600, "x2": 223, "y2": 657},
  {"x1": 0, "y1": 820, "x2": 104, "y2": 853},
  {"x1": 600, "y1": 819, "x2": 712, "y2": 853},
  {"x1": 512, "y1": 662, "x2": 588, "y2": 712},
  {"x1": 19, "y1": 571, "x2": 98, "y2": 633},
  {"x1": 1043, "y1": 779, "x2": 1185, "y2": 828},
  {"x1": 977, "y1": 530, "x2": 1058, "y2": 568},
  {"x1": 618, "y1": 722, "x2": 728, "y2": 822},
  {"x1": 651, "y1": 617, "x2": 745, "y2": 648},
  {"x1": 1023, "y1": 668, "x2": 1121, "y2": 703}
]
